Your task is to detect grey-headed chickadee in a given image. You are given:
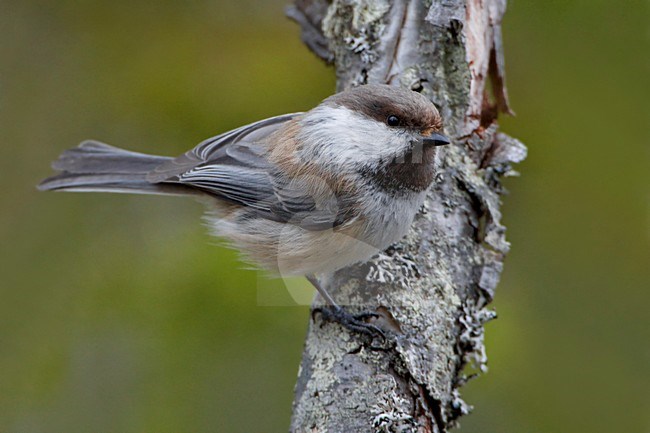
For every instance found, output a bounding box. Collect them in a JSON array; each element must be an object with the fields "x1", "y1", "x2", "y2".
[{"x1": 39, "y1": 84, "x2": 449, "y2": 334}]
